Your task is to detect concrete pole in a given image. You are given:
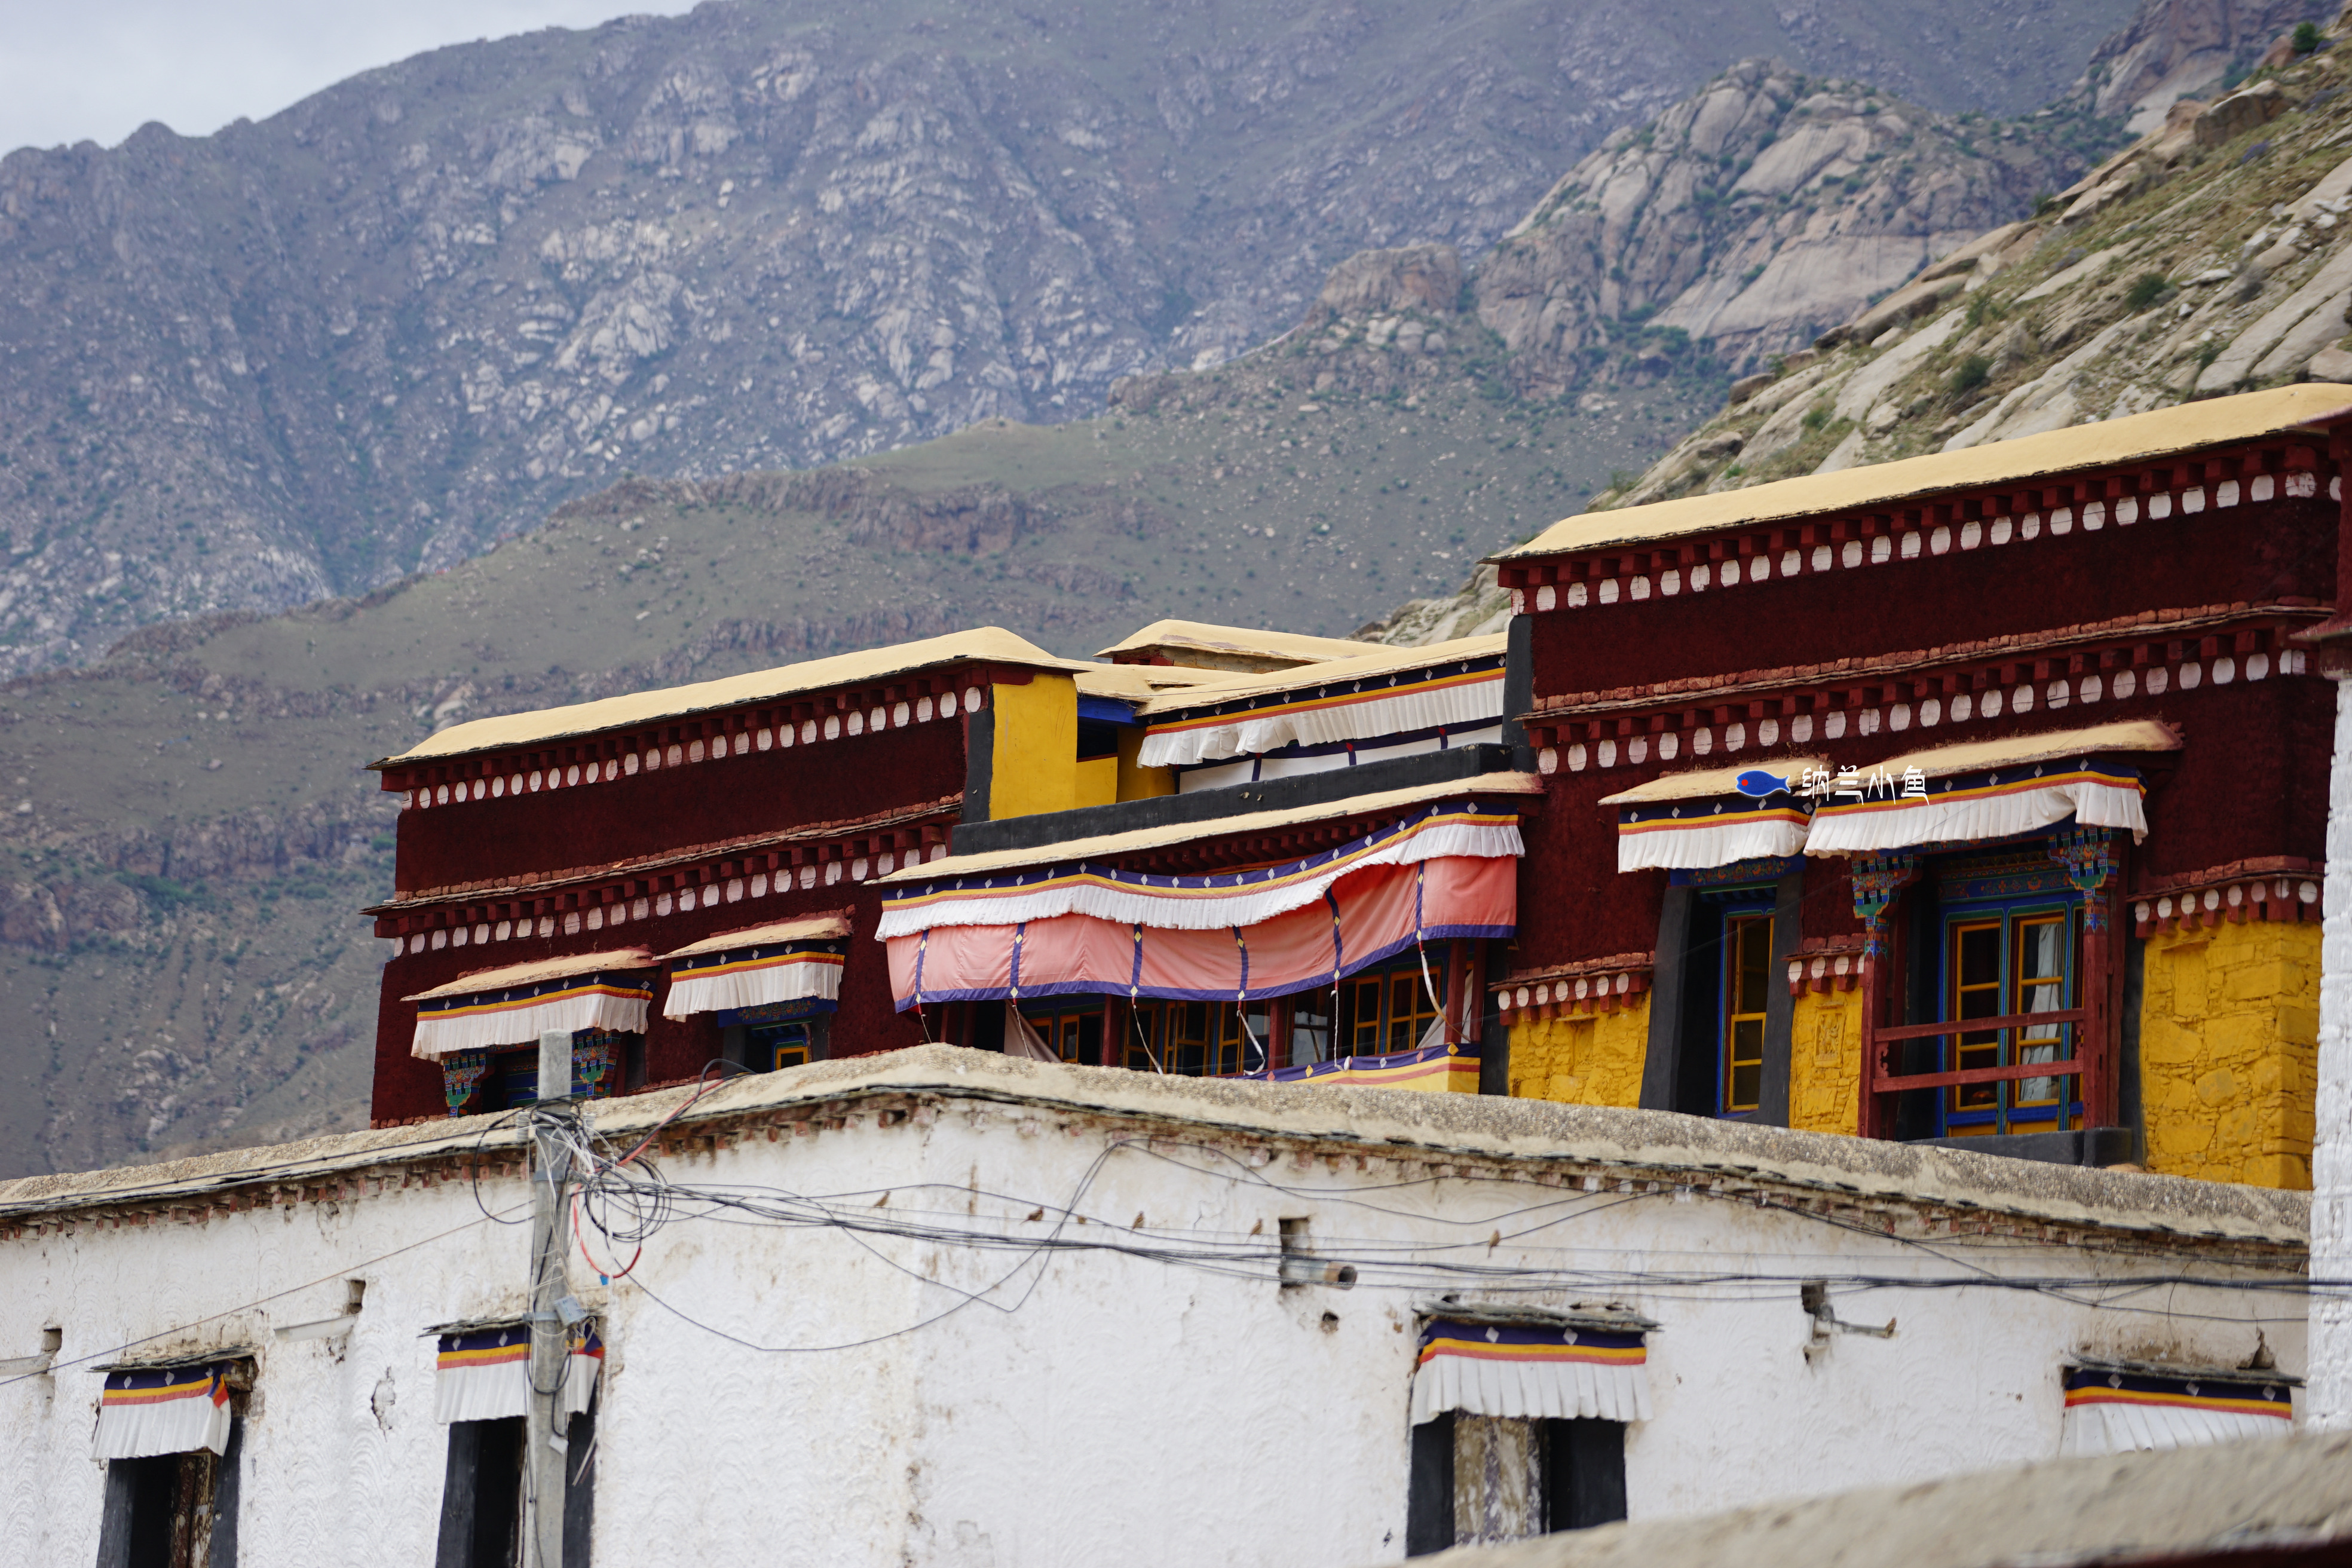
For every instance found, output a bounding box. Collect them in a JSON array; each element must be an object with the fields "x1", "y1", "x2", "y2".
[{"x1": 524, "y1": 1029, "x2": 575, "y2": 1564}]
